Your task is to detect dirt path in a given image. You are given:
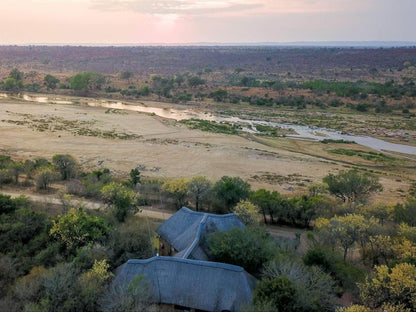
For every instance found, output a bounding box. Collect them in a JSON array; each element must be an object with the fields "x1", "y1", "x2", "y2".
[{"x1": 2, "y1": 190, "x2": 309, "y2": 245}]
